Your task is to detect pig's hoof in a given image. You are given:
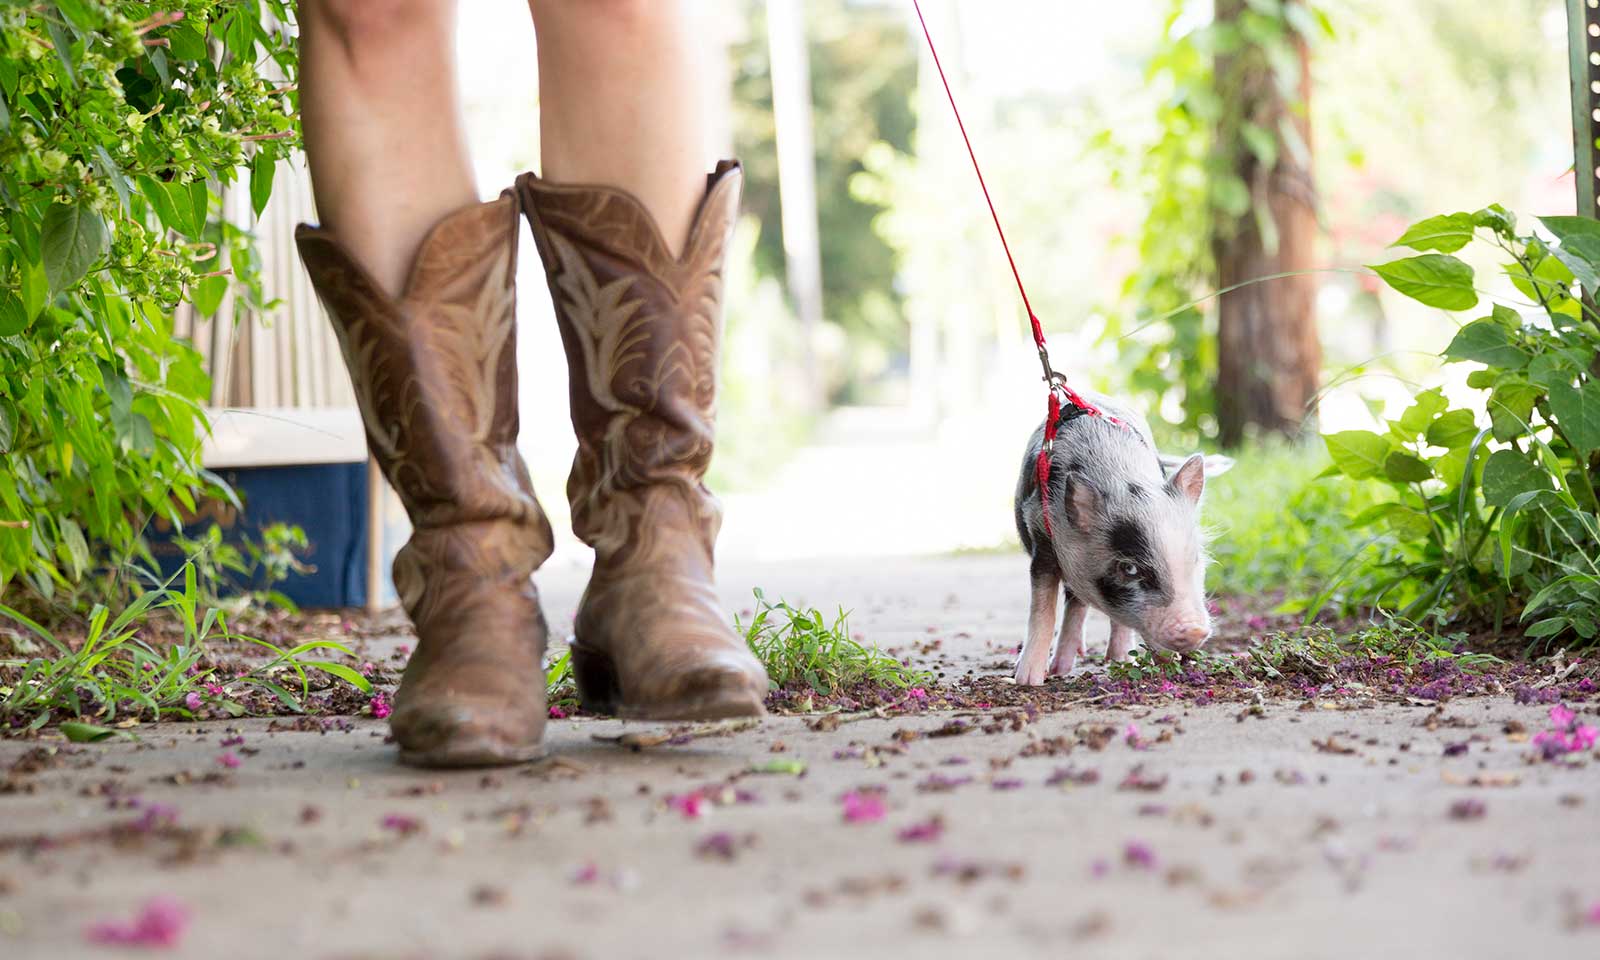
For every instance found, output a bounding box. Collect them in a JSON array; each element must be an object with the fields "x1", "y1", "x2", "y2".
[
  {"x1": 1048, "y1": 663, "x2": 1076, "y2": 678},
  {"x1": 1013, "y1": 663, "x2": 1048, "y2": 687}
]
